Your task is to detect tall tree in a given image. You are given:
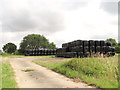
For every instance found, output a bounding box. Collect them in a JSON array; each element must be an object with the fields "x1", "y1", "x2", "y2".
[
  {"x1": 105, "y1": 38, "x2": 117, "y2": 46},
  {"x1": 19, "y1": 34, "x2": 56, "y2": 54},
  {"x1": 2, "y1": 43, "x2": 17, "y2": 54}
]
